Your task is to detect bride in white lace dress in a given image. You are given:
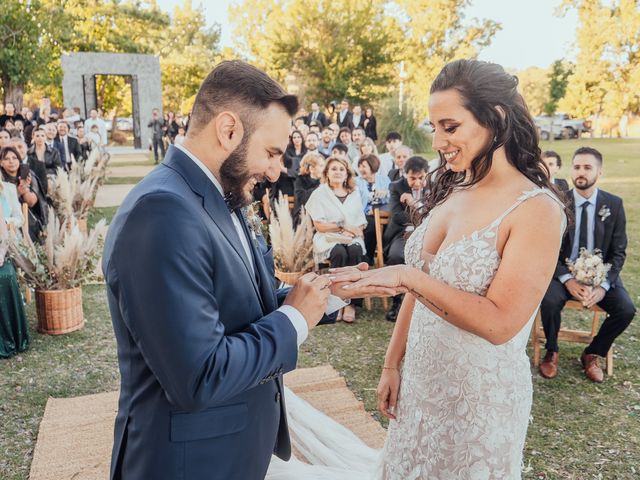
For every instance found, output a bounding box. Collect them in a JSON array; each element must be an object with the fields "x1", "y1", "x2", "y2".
[{"x1": 267, "y1": 59, "x2": 567, "y2": 480}]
